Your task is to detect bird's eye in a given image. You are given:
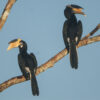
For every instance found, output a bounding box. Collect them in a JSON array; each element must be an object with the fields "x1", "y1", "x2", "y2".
[{"x1": 20, "y1": 42, "x2": 23, "y2": 48}]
